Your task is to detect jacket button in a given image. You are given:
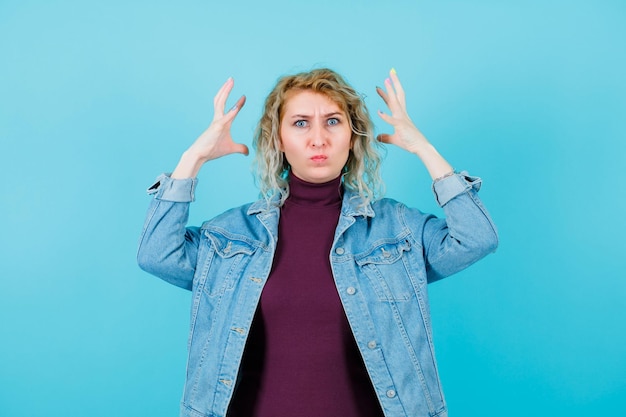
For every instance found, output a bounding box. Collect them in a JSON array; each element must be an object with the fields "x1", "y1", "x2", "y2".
[
  {"x1": 367, "y1": 340, "x2": 377, "y2": 349},
  {"x1": 346, "y1": 286, "x2": 356, "y2": 295},
  {"x1": 386, "y1": 389, "x2": 396, "y2": 398},
  {"x1": 335, "y1": 247, "x2": 345, "y2": 255}
]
